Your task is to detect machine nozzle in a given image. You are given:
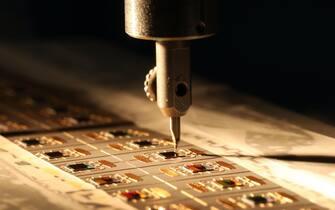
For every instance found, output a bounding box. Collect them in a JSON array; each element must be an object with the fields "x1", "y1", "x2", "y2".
[
  {"x1": 125, "y1": 0, "x2": 217, "y2": 152},
  {"x1": 170, "y1": 117, "x2": 180, "y2": 152}
]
